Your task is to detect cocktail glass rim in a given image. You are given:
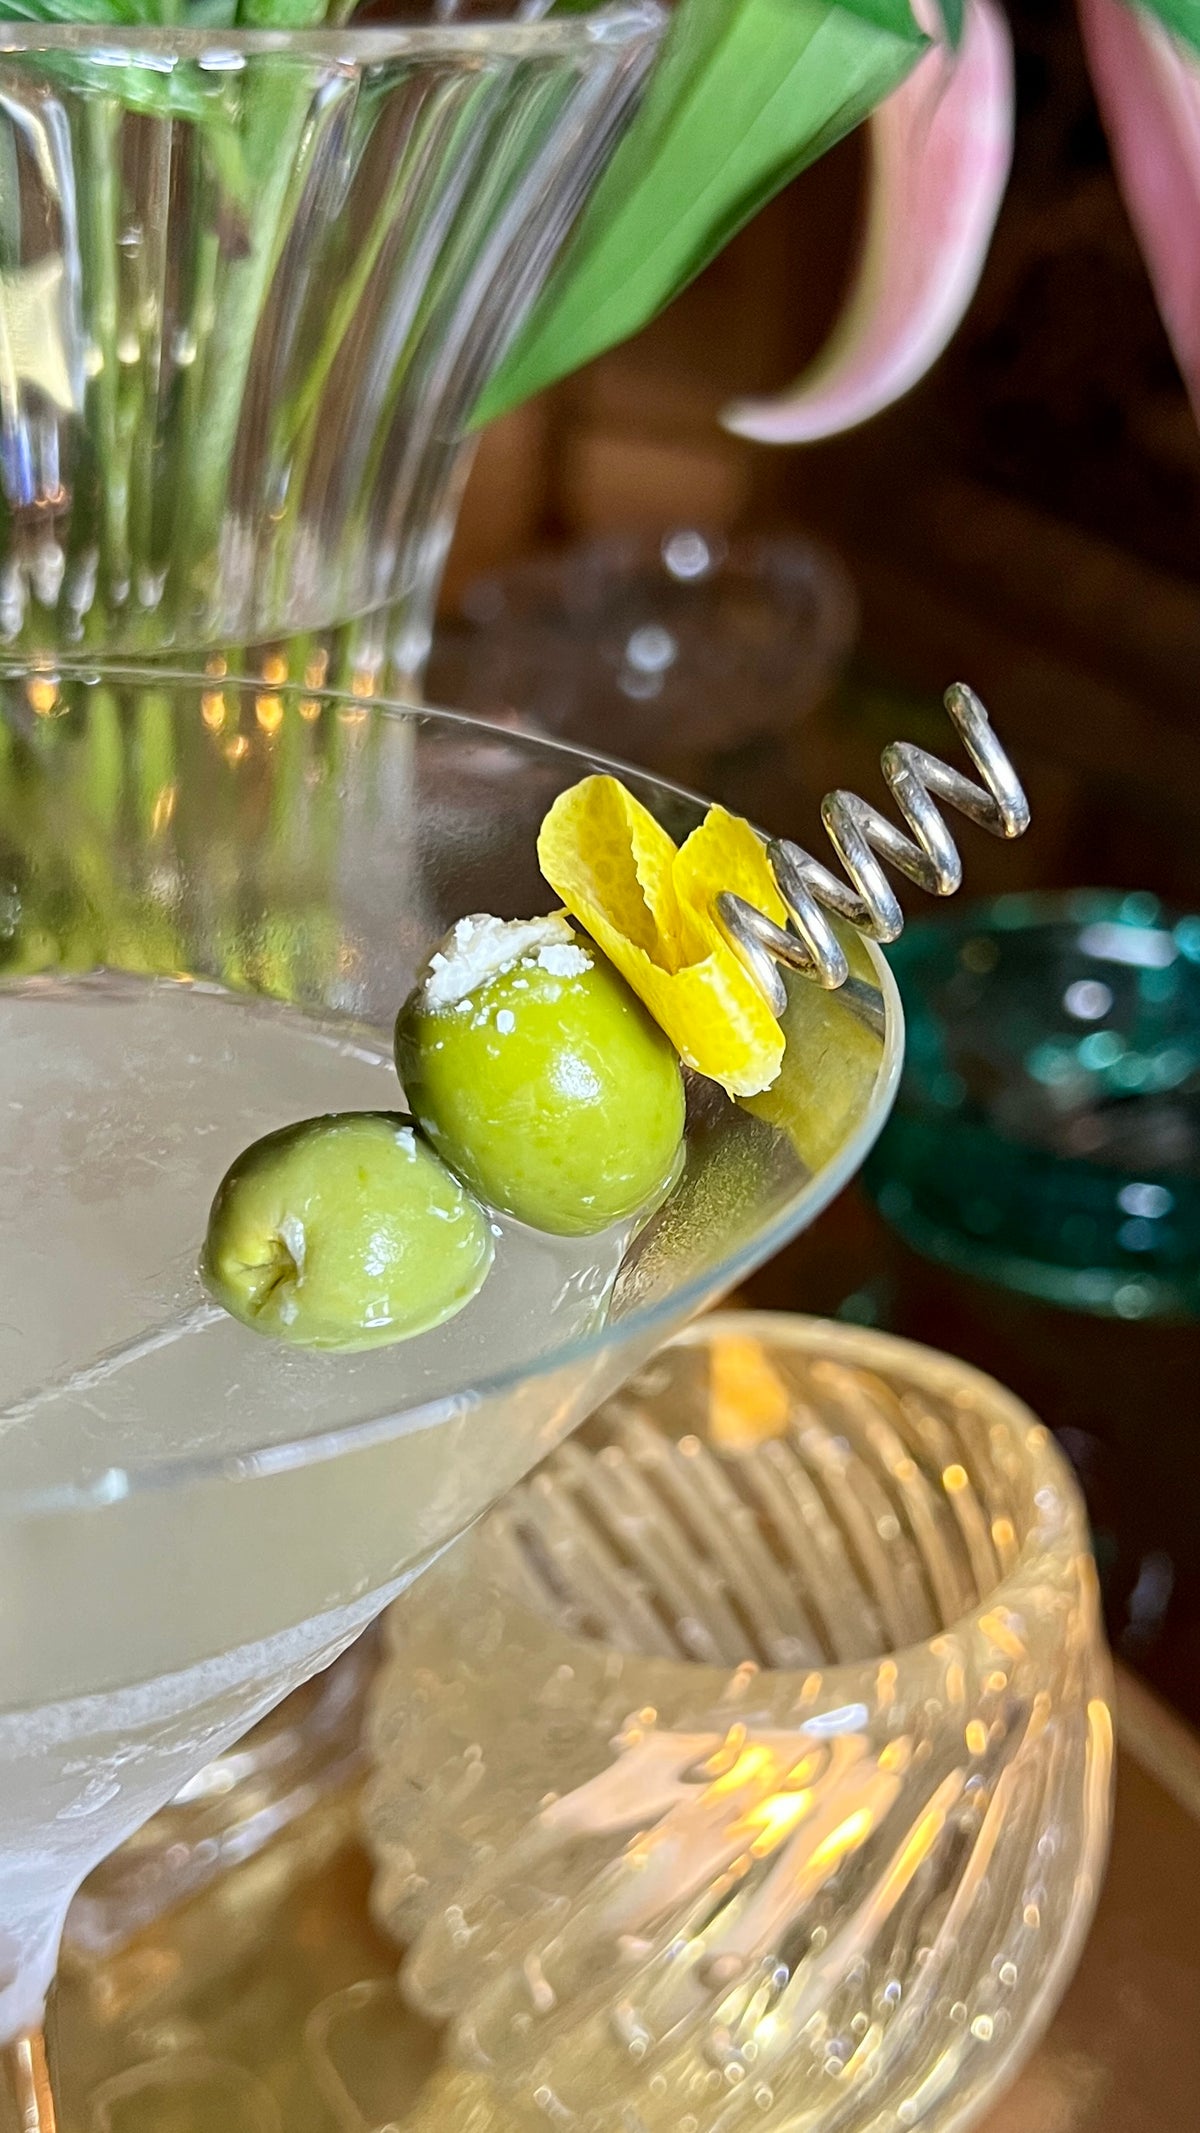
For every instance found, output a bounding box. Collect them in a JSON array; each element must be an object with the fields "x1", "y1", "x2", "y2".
[
  {"x1": 0, "y1": 671, "x2": 904, "y2": 1521},
  {"x1": 0, "y1": 5, "x2": 665, "y2": 61}
]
